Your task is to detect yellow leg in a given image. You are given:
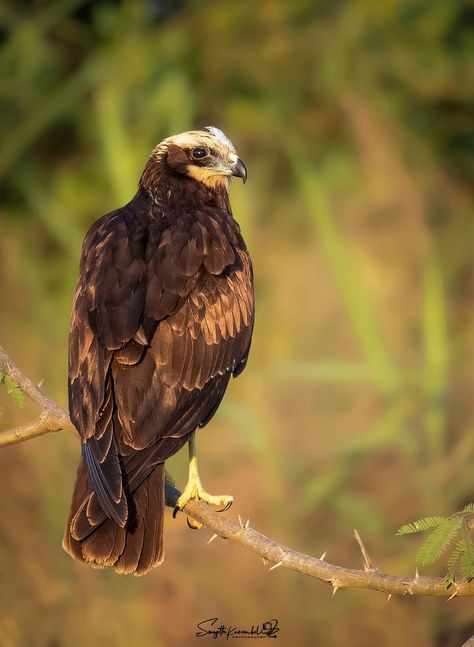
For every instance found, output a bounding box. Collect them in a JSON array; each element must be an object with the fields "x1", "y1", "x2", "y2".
[{"x1": 174, "y1": 433, "x2": 233, "y2": 528}]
